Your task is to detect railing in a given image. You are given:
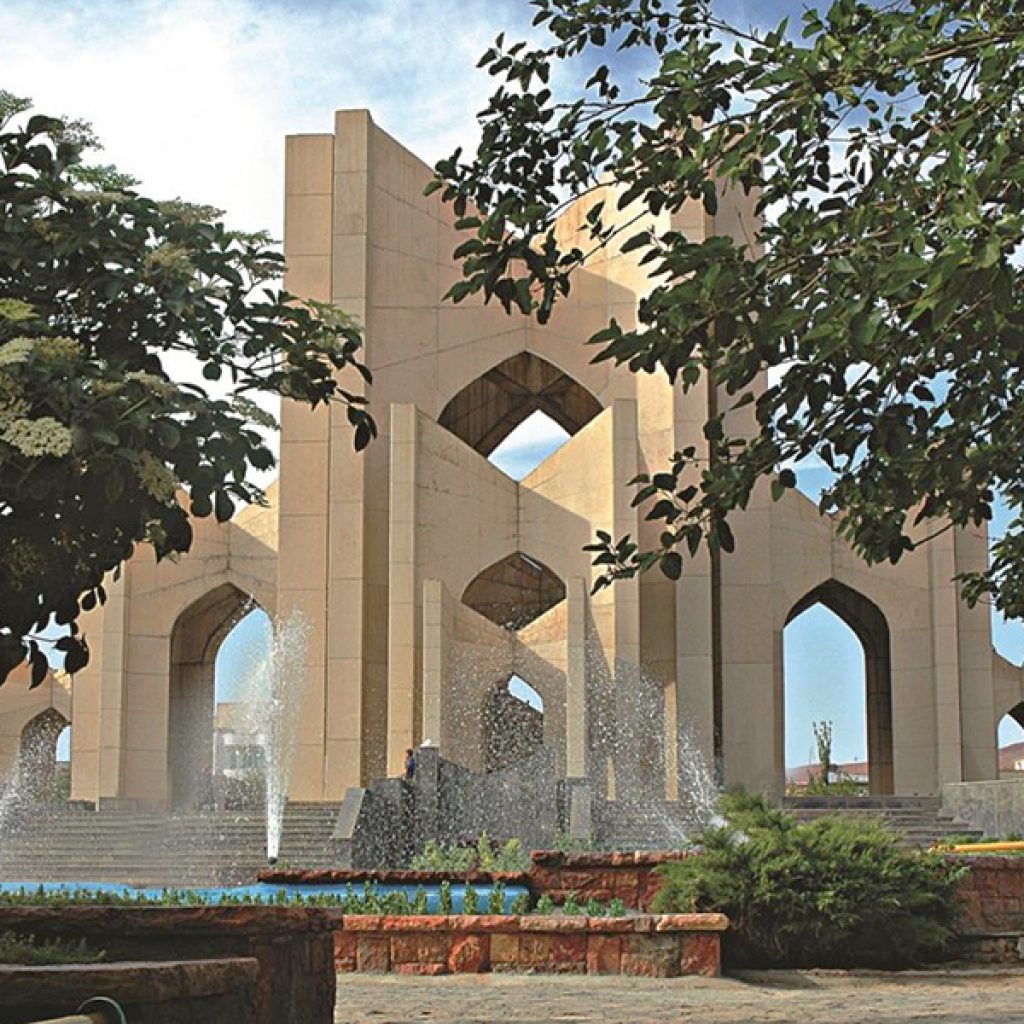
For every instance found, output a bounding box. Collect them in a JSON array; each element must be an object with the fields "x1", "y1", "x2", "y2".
[{"x1": 29, "y1": 996, "x2": 126, "y2": 1024}]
